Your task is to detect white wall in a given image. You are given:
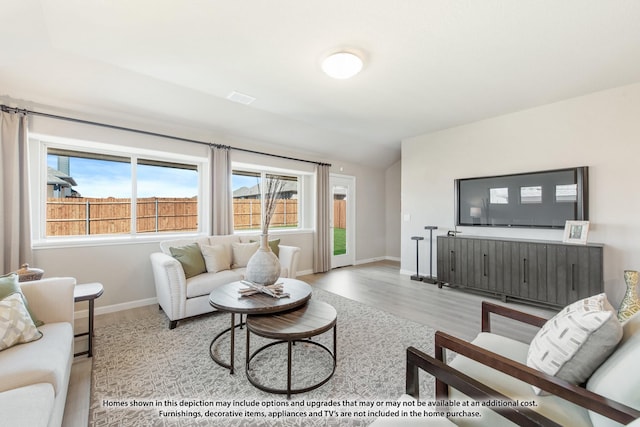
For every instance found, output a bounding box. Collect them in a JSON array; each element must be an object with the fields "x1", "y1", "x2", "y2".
[
  {"x1": 386, "y1": 160, "x2": 401, "y2": 260},
  {"x1": 401, "y1": 82, "x2": 640, "y2": 306},
  {"x1": 25, "y1": 107, "x2": 390, "y2": 313}
]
